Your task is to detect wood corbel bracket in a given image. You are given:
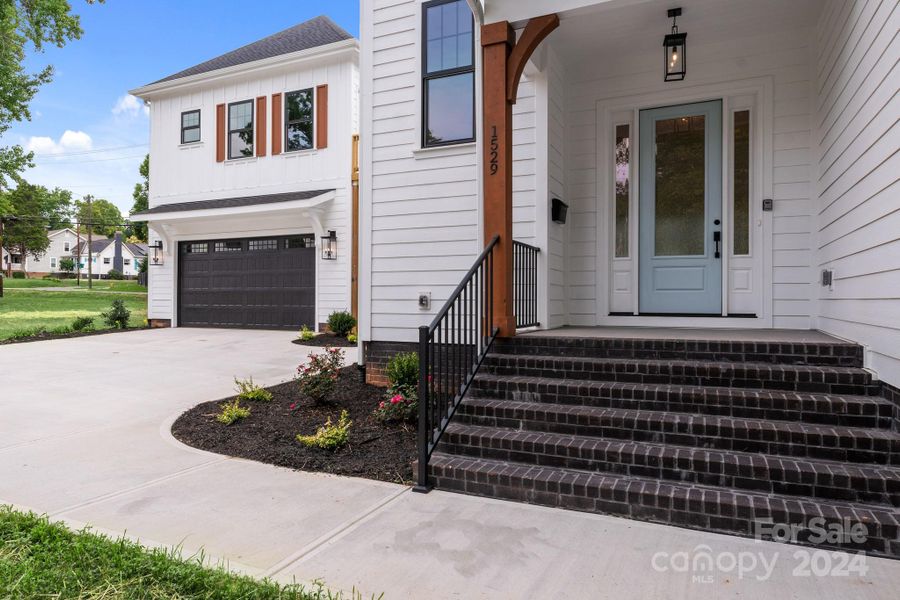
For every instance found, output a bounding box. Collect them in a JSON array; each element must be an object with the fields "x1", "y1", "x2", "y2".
[{"x1": 506, "y1": 14, "x2": 560, "y2": 102}]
